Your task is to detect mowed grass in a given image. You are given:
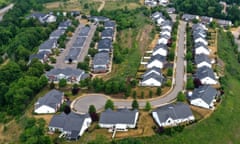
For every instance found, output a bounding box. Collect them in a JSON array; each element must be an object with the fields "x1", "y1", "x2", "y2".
[
  {"x1": 103, "y1": 0, "x2": 141, "y2": 11},
  {"x1": 117, "y1": 29, "x2": 240, "y2": 144}
]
